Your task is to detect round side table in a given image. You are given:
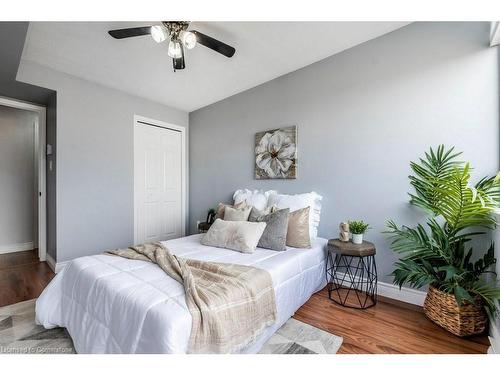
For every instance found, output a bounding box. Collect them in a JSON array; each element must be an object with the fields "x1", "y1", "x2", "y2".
[{"x1": 326, "y1": 239, "x2": 377, "y2": 309}]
